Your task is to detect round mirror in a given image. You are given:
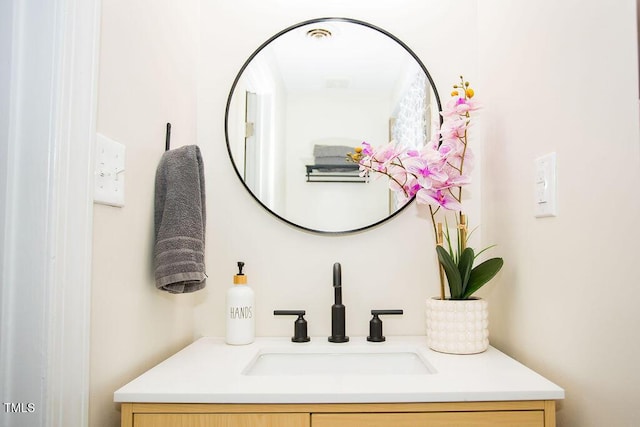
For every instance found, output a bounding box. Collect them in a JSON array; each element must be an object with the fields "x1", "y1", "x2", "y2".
[{"x1": 225, "y1": 18, "x2": 441, "y2": 233}]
